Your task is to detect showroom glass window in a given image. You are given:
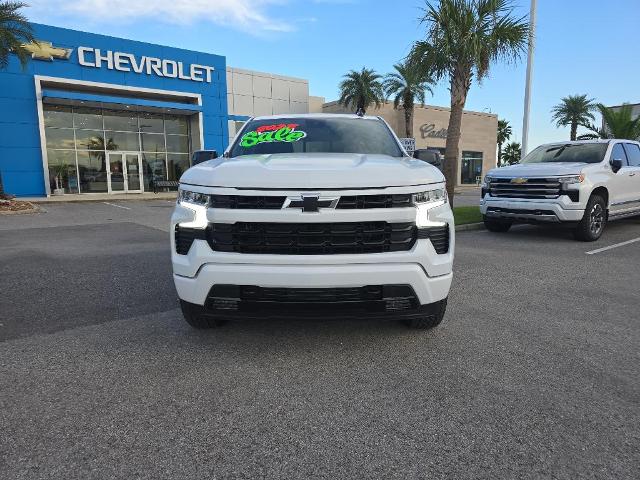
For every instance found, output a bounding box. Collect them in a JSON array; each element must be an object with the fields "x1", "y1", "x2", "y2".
[
  {"x1": 461, "y1": 151, "x2": 483, "y2": 184},
  {"x1": 43, "y1": 105, "x2": 192, "y2": 193}
]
